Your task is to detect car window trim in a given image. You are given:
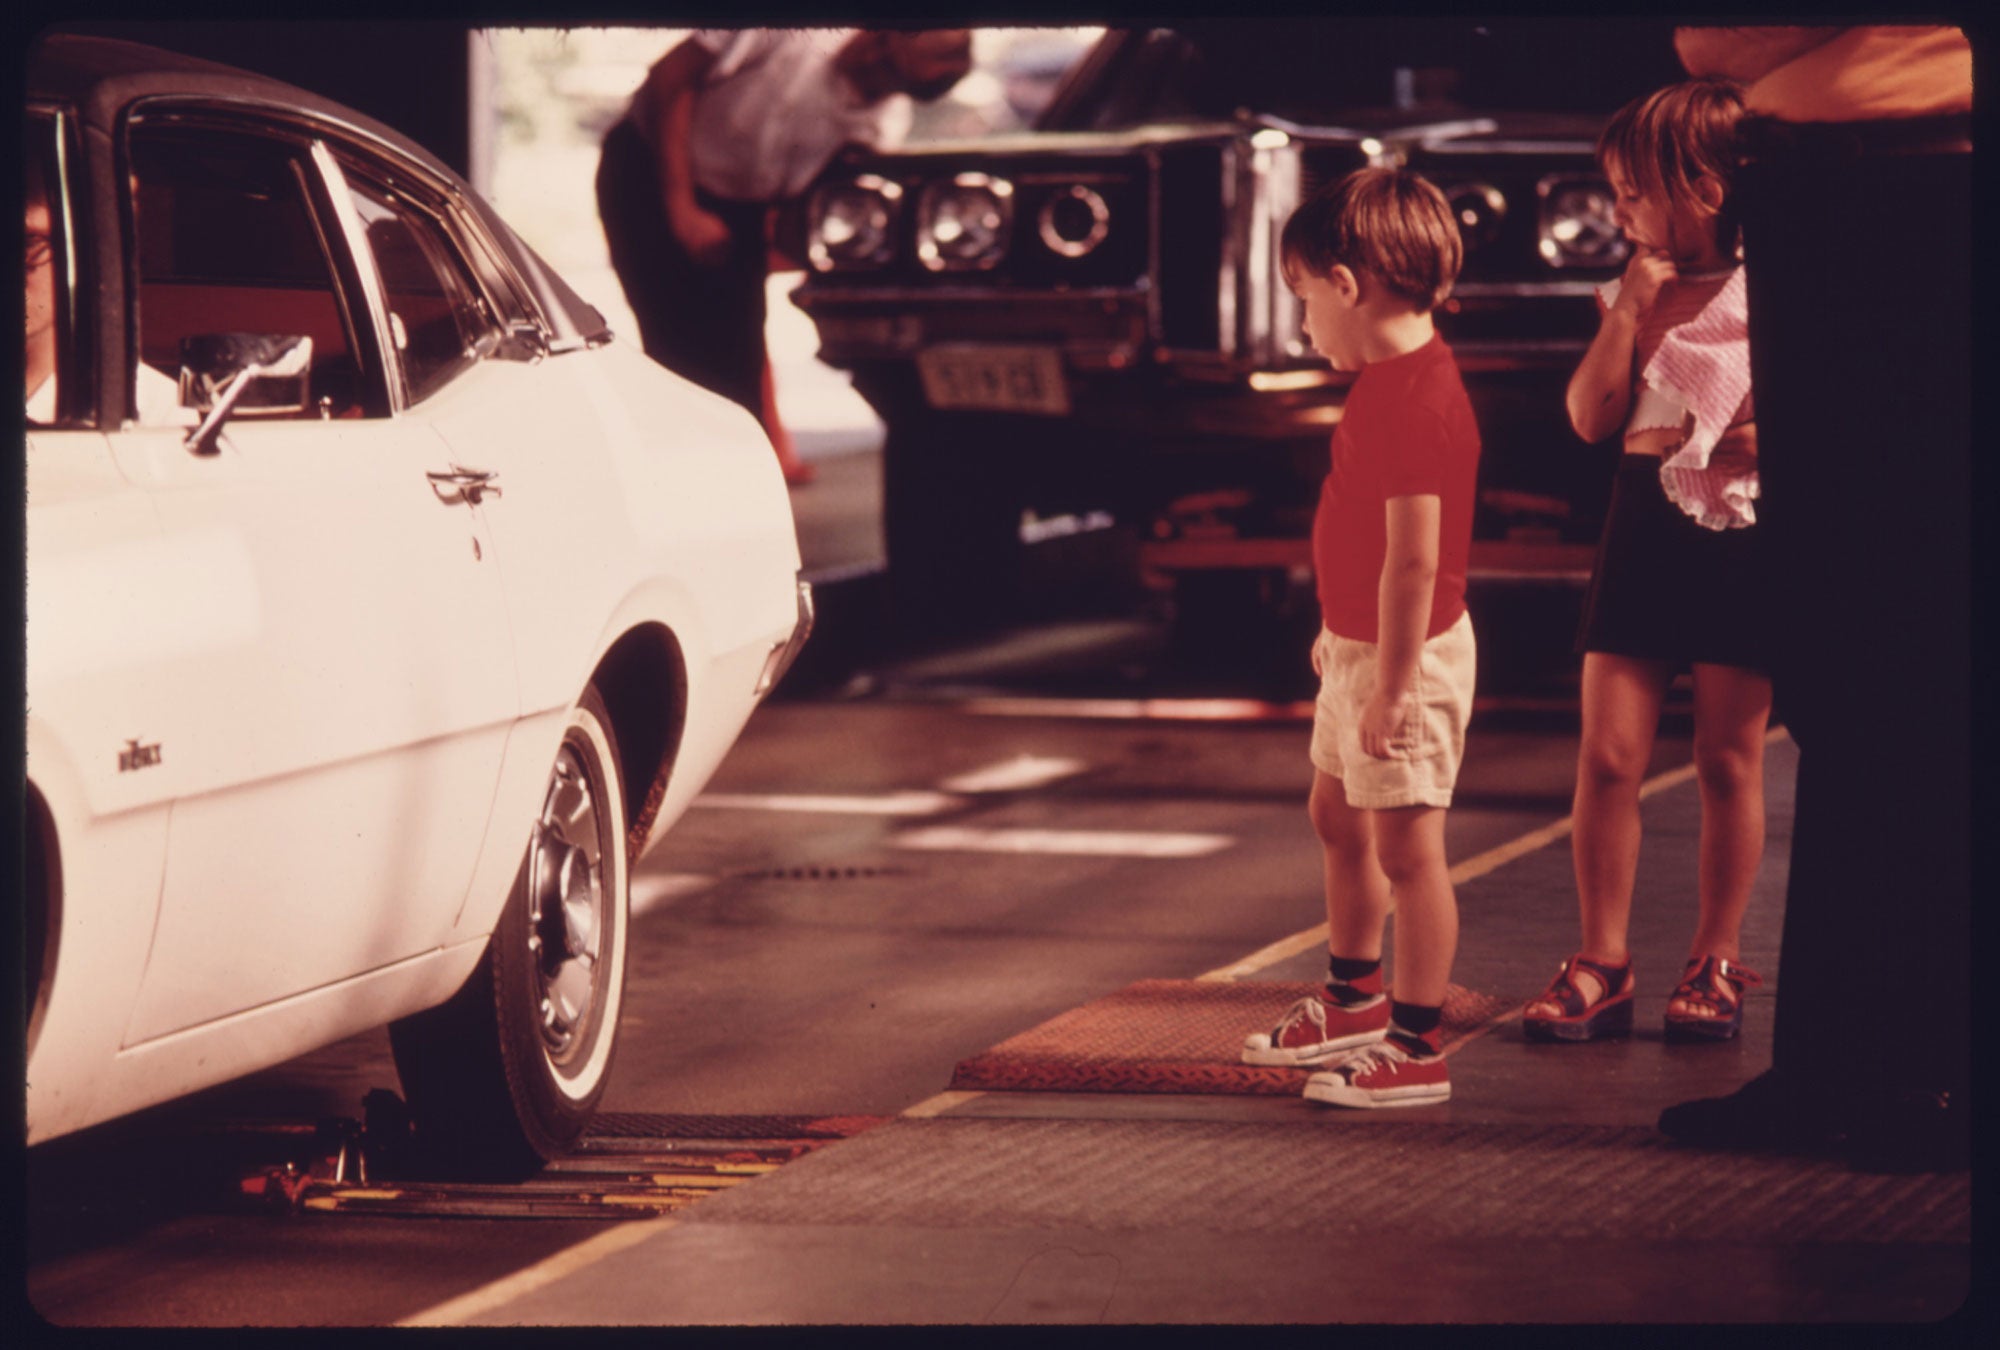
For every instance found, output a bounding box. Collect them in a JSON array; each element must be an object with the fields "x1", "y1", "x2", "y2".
[
  {"x1": 306, "y1": 140, "x2": 413, "y2": 413},
  {"x1": 327, "y1": 150, "x2": 530, "y2": 406},
  {"x1": 121, "y1": 103, "x2": 394, "y2": 420},
  {"x1": 27, "y1": 102, "x2": 94, "y2": 429}
]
